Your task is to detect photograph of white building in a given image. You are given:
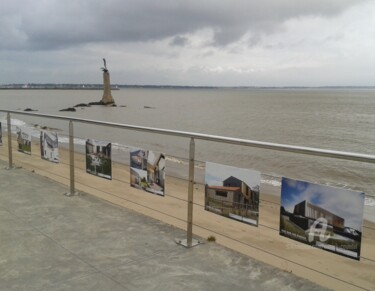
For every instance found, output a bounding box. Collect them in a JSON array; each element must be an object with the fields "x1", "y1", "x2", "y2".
[
  {"x1": 40, "y1": 131, "x2": 59, "y2": 163},
  {"x1": 130, "y1": 148, "x2": 166, "y2": 196}
]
